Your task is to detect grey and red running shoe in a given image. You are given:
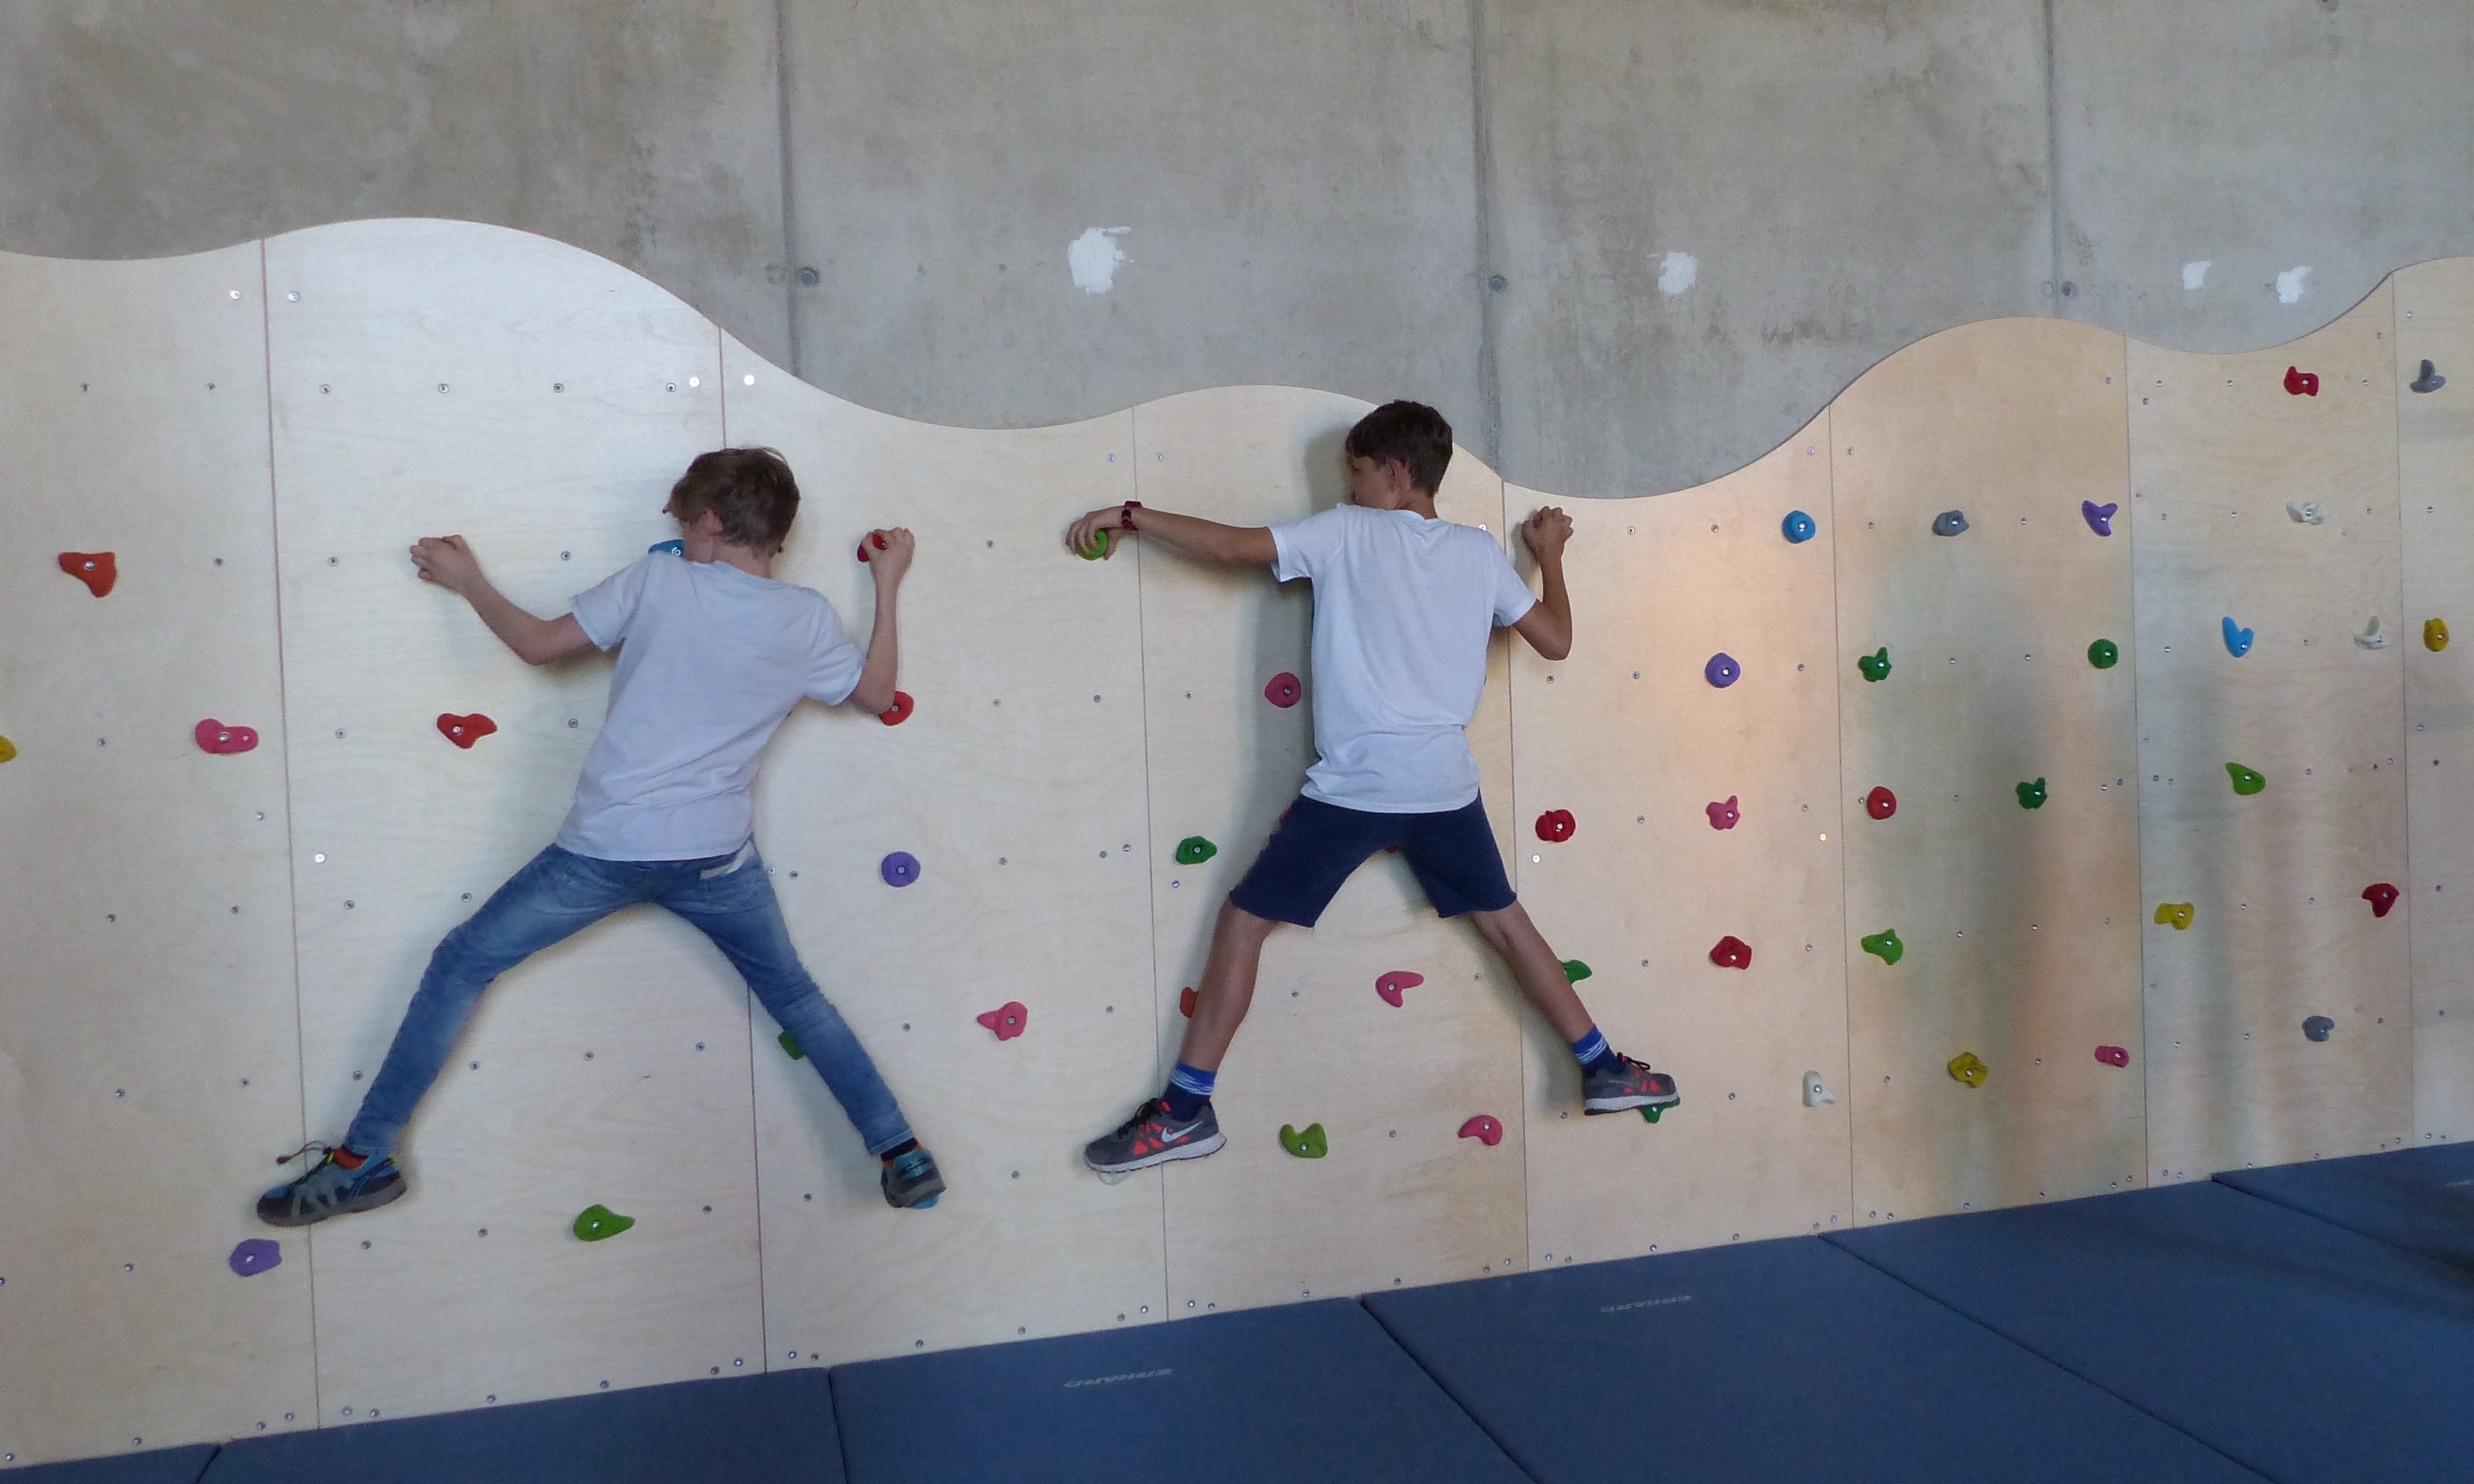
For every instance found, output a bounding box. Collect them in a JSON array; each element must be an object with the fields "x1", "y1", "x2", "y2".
[
  {"x1": 1083, "y1": 1098, "x2": 1227, "y2": 1174},
  {"x1": 1584, "y1": 1053, "x2": 1681, "y2": 1115}
]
